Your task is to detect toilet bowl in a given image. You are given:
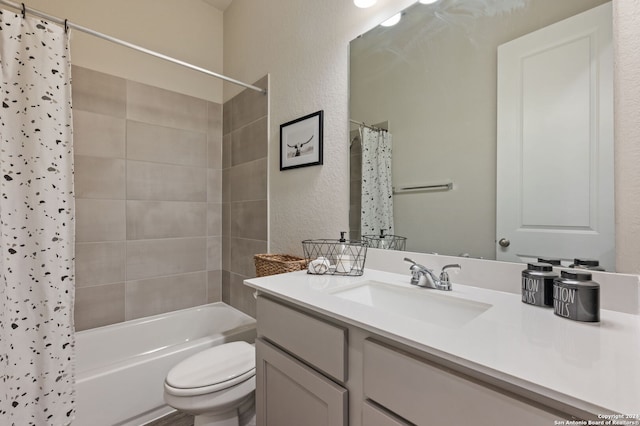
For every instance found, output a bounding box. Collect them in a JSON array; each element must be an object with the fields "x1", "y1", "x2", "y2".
[{"x1": 163, "y1": 341, "x2": 256, "y2": 426}]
